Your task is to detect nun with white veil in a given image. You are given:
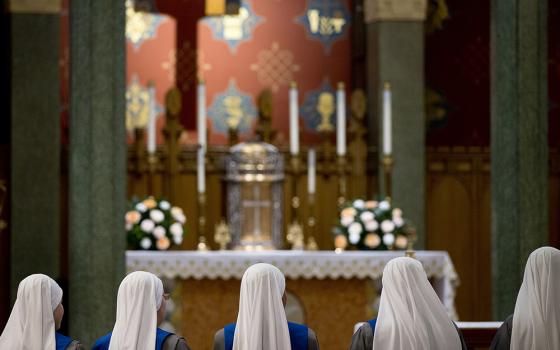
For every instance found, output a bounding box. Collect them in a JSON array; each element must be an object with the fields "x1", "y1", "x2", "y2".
[
  {"x1": 490, "y1": 246, "x2": 560, "y2": 350},
  {"x1": 349, "y1": 257, "x2": 467, "y2": 350},
  {"x1": 92, "y1": 271, "x2": 191, "y2": 350},
  {"x1": 213, "y1": 263, "x2": 320, "y2": 350},
  {"x1": 0, "y1": 274, "x2": 84, "y2": 350}
]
